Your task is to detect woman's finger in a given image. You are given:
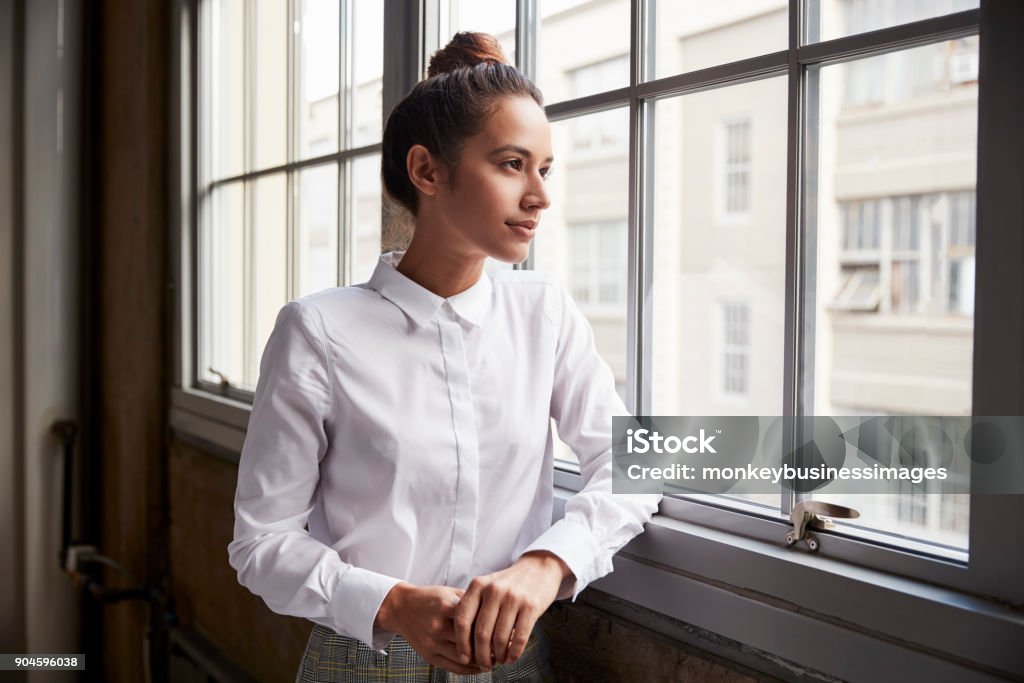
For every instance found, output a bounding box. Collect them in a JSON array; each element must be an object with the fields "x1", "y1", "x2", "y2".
[
  {"x1": 432, "y1": 638, "x2": 475, "y2": 666},
  {"x1": 452, "y1": 584, "x2": 482, "y2": 665},
  {"x1": 507, "y1": 610, "x2": 537, "y2": 662},
  {"x1": 428, "y1": 652, "x2": 487, "y2": 676},
  {"x1": 472, "y1": 592, "x2": 503, "y2": 670},
  {"x1": 491, "y1": 604, "x2": 518, "y2": 663}
]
